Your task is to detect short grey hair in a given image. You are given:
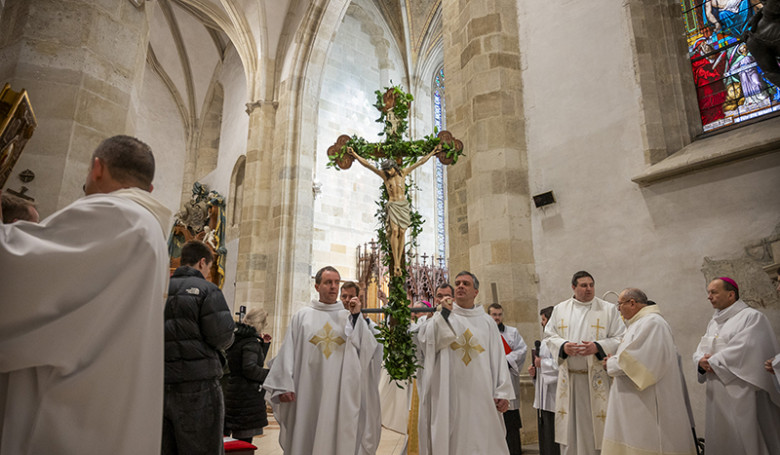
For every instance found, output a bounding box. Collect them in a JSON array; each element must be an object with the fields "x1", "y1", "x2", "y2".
[
  {"x1": 455, "y1": 271, "x2": 480, "y2": 290},
  {"x1": 621, "y1": 288, "x2": 647, "y2": 305}
]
